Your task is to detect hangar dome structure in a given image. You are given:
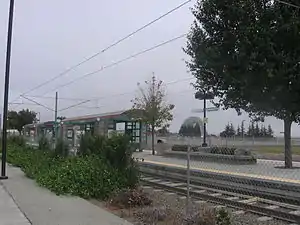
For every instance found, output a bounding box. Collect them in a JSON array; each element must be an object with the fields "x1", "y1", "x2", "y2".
[{"x1": 179, "y1": 116, "x2": 204, "y2": 137}]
